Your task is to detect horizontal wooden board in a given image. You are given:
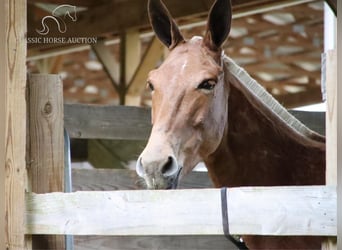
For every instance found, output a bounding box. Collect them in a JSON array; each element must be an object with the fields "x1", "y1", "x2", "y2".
[
  {"x1": 290, "y1": 110, "x2": 325, "y2": 135},
  {"x1": 26, "y1": 186, "x2": 336, "y2": 236},
  {"x1": 71, "y1": 170, "x2": 229, "y2": 250},
  {"x1": 64, "y1": 104, "x2": 151, "y2": 140},
  {"x1": 64, "y1": 104, "x2": 325, "y2": 140},
  {"x1": 74, "y1": 235, "x2": 239, "y2": 250},
  {"x1": 72, "y1": 169, "x2": 213, "y2": 191}
]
